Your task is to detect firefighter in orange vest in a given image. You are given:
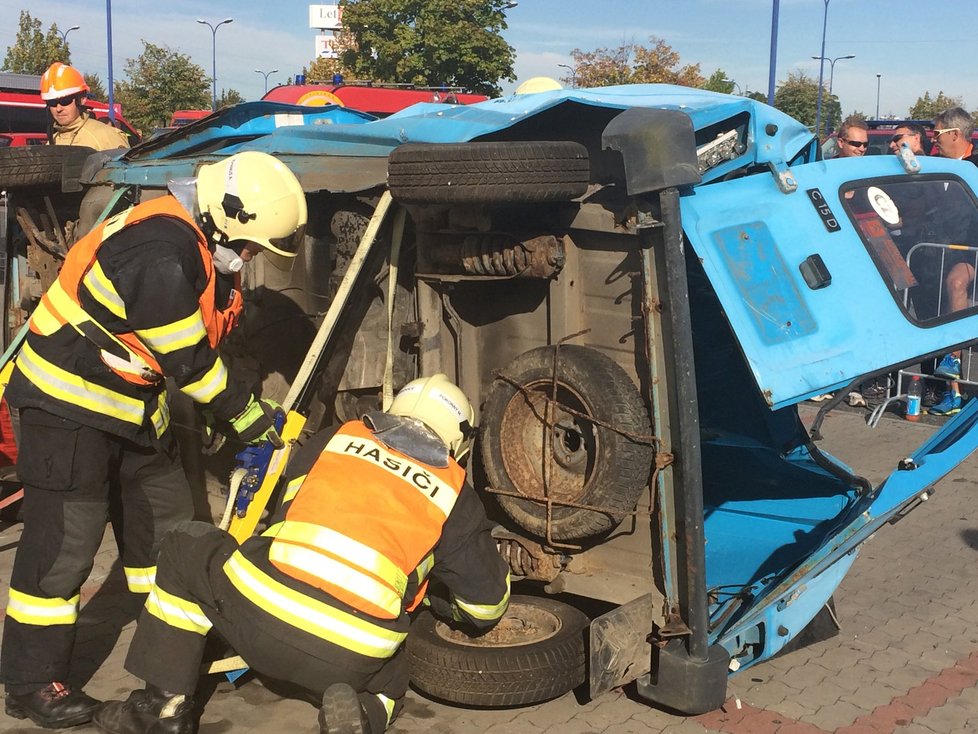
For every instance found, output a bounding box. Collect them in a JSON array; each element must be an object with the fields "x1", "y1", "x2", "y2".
[
  {"x1": 1, "y1": 151, "x2": 307, "y2": 729},
  {"x1": 93, "y1": 375, "x2": 511, "y2": 734}
]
